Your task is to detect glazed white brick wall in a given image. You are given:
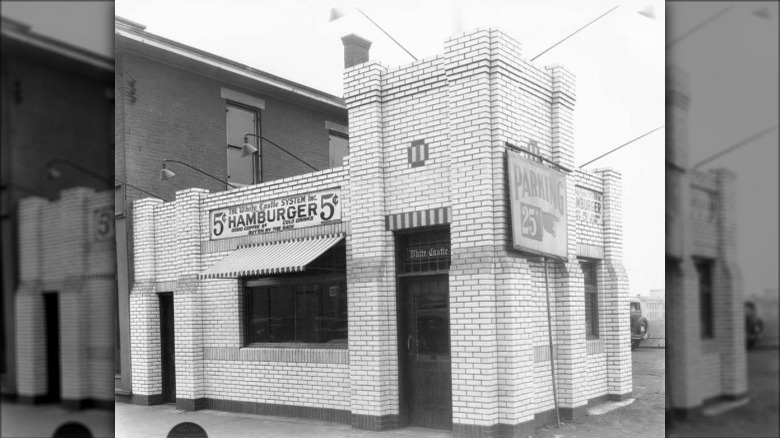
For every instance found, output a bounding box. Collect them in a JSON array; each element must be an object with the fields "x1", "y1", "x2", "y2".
[
  {"x1": 667, "y1": 65, "x2": 746, "y2": 410},
  {"x1": 127, "y1": 27, "x2": 631, "y2": 428},
  {"x1": 130, "y1": 165, "x2": 353, "y2": 408},
  {"x1": 15, "y1": 188, "x2": 115, "y2": 402}
]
